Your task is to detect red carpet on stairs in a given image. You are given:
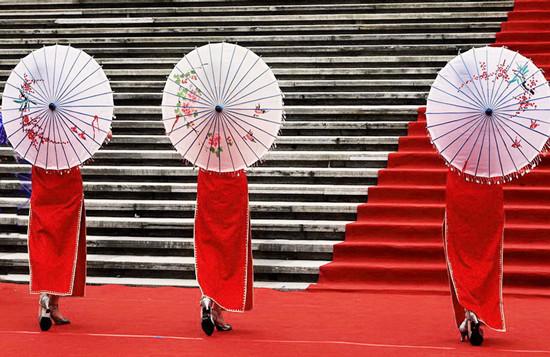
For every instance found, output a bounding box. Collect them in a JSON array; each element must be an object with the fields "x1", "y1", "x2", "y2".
[{"x1": 312, "y1": 0, "x2": 550, "y2": 295}]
